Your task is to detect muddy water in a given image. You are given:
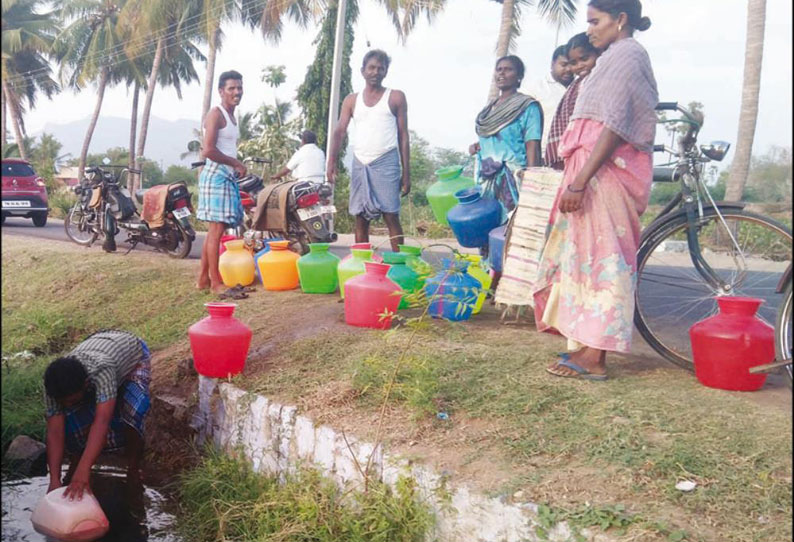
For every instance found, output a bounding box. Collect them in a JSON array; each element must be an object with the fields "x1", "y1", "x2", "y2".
[{"x1": 1, "y1": 467, "x2": 180, "y2": 542}]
